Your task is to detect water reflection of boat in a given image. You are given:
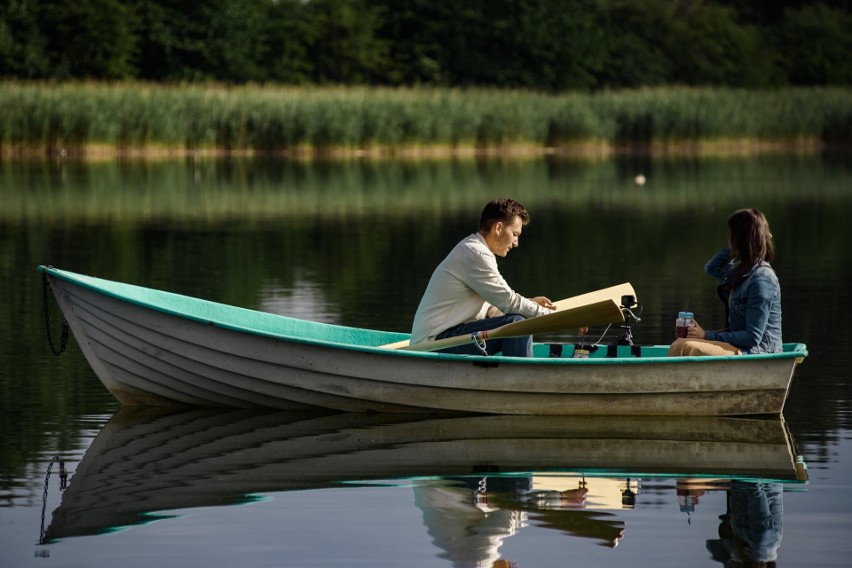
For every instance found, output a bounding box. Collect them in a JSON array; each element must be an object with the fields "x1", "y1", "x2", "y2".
[{"x1": 44, "y1": 408, "x2": 807, "y2": 547}]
